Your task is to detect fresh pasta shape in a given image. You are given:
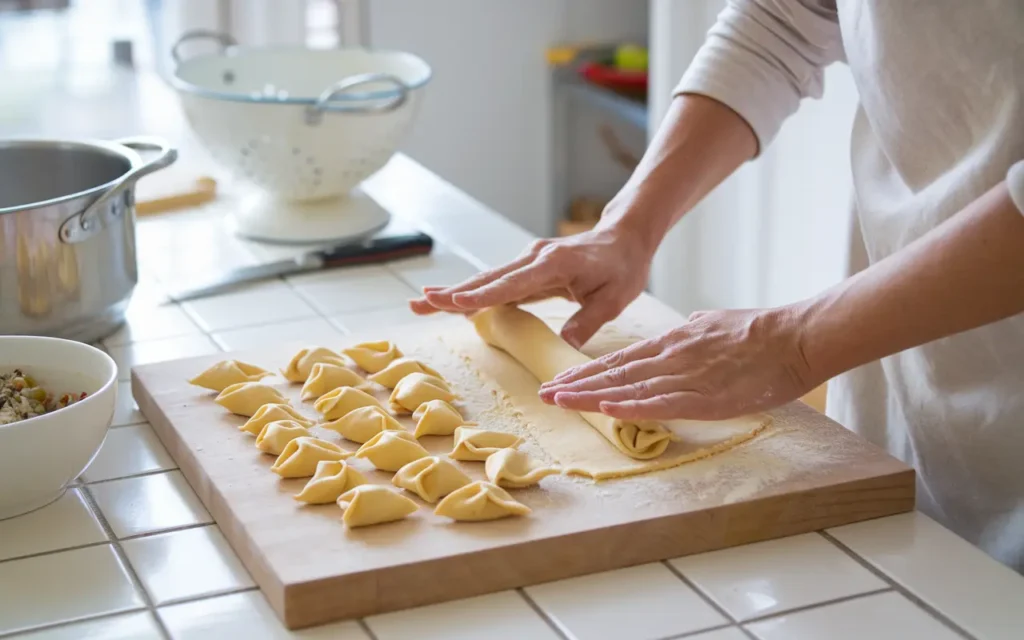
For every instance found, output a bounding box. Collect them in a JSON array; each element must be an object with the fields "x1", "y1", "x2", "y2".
[
  {"x1": 392, "y1": 456, "x2": 472, "y2": 503},
  {"x1": 271, "y1": 437, "x2": 351, "y2": 478},
  {"x1": 342, "y1": 341, "x2": 403, "y2": 373},
  {"x1": 354, "y1": 430, "x2": 430, "y2": 472},
  {"x1": 314, "y1": 386, "x2": 385, "y2": 421},
  {"x1": 412, "y1": 399, "x2": 472, "y2": 438},
  {"x1": 239, "y1": 403, "x2": 314, "y2": 436},
  {"x1": 189, "y1": 360, "x2": 271, "y2": 392},
  {"x1": 484, "y1": 448, "x2": 560, "y2": 488},
  {"x1": 434, "y1": 481, "x2": 531, "y2": 521},
  {"x1": 215, "y1": 382, "x2": 289, "y2": 417},
  {"x1": 294, "y1": 460, "x2": 367, "y2": 504},
  {"x1": 255, "y1": 420, "x2": 311, "y2": 456},
  {"x1": 368, "y1": 357, "x2": 441, "y2": 389},
  {"x1": 322, "y1": 405, "x2": 404, "y2": 444},
  {"x1": 281, "y1": 347, "x2": 346, "y2": 383},
  {"x1": 389, "y1": 373, "x2": 457, "y2": 414},
  {"x1": 300, "y1": 363, "x2": 365, "y2": 401},
  {"x1": 448, "y1": 427, "x2": 523, "y2": 462},
  {"x1": 337, "y1": 485, "x2": 419, "y2": 528}
]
